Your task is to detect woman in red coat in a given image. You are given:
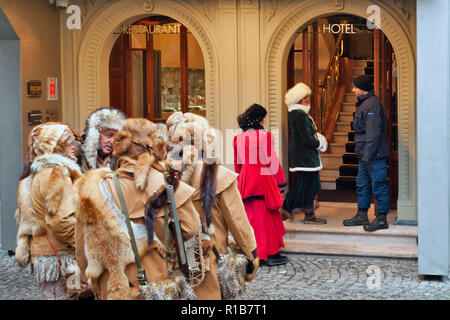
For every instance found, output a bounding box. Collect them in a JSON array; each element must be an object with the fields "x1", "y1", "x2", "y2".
[{"x1": 233, "y1": 104, "x2": 288, "y2": 266}]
